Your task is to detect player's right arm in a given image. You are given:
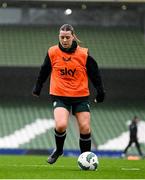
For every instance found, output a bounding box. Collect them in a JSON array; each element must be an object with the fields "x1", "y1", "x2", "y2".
[{"x1": 32, "y1": 53, "x2": 52, "y2": 97}]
